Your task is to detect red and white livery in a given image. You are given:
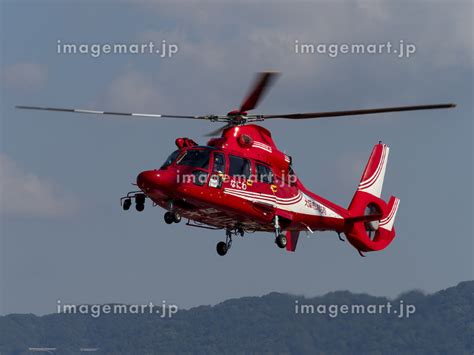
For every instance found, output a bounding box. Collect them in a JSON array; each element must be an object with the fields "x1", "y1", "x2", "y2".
[
  {"x1": 135, "y1": 124, "x2": 399, "y2": 256},
  {"x1": 17, "y1": 72, "x2": 455, "y2": 256}
]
